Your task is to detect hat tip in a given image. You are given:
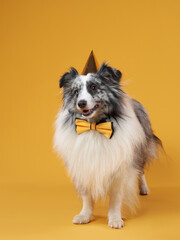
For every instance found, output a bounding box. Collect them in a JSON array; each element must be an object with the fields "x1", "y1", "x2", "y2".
[{"x1": 81, "y1": 51, "x2": 99, "y2": 75}]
